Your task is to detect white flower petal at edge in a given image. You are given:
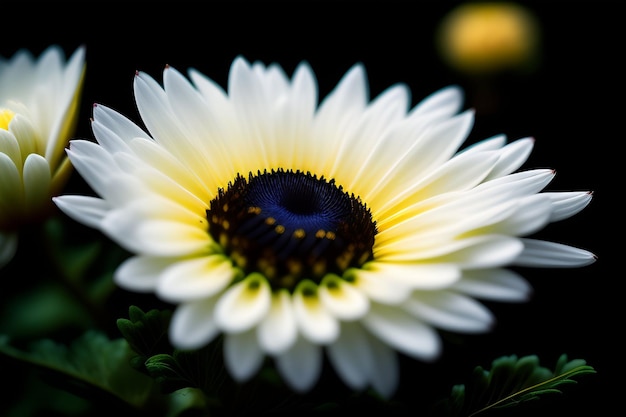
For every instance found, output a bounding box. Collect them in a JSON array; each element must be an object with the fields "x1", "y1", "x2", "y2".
[{"x1": 53, "y1": 56, "x2": 596, "y2": 399}]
